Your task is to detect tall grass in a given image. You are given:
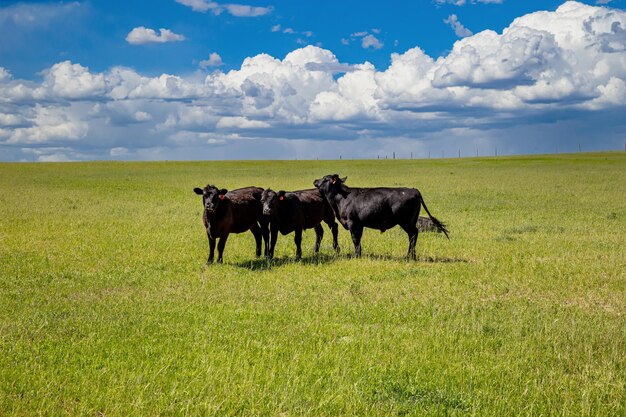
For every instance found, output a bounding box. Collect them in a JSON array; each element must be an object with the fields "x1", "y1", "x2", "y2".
[{"x1": 1, "y1": 152, "x2": 624, "y2": 416}]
